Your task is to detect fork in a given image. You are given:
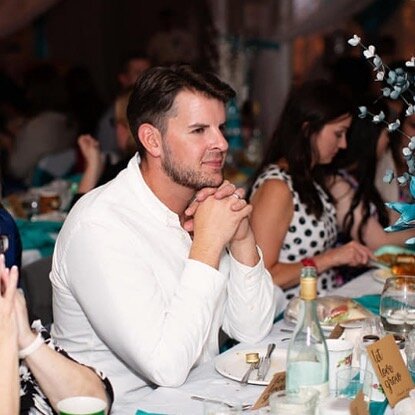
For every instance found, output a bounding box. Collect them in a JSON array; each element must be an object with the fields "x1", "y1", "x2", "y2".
[
  {"x1": 190, "y1": 396, "x2": 252, "y2": 411},
  {"x1": 241, "y1": 358, "x2": 262, "y2": 385}
]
